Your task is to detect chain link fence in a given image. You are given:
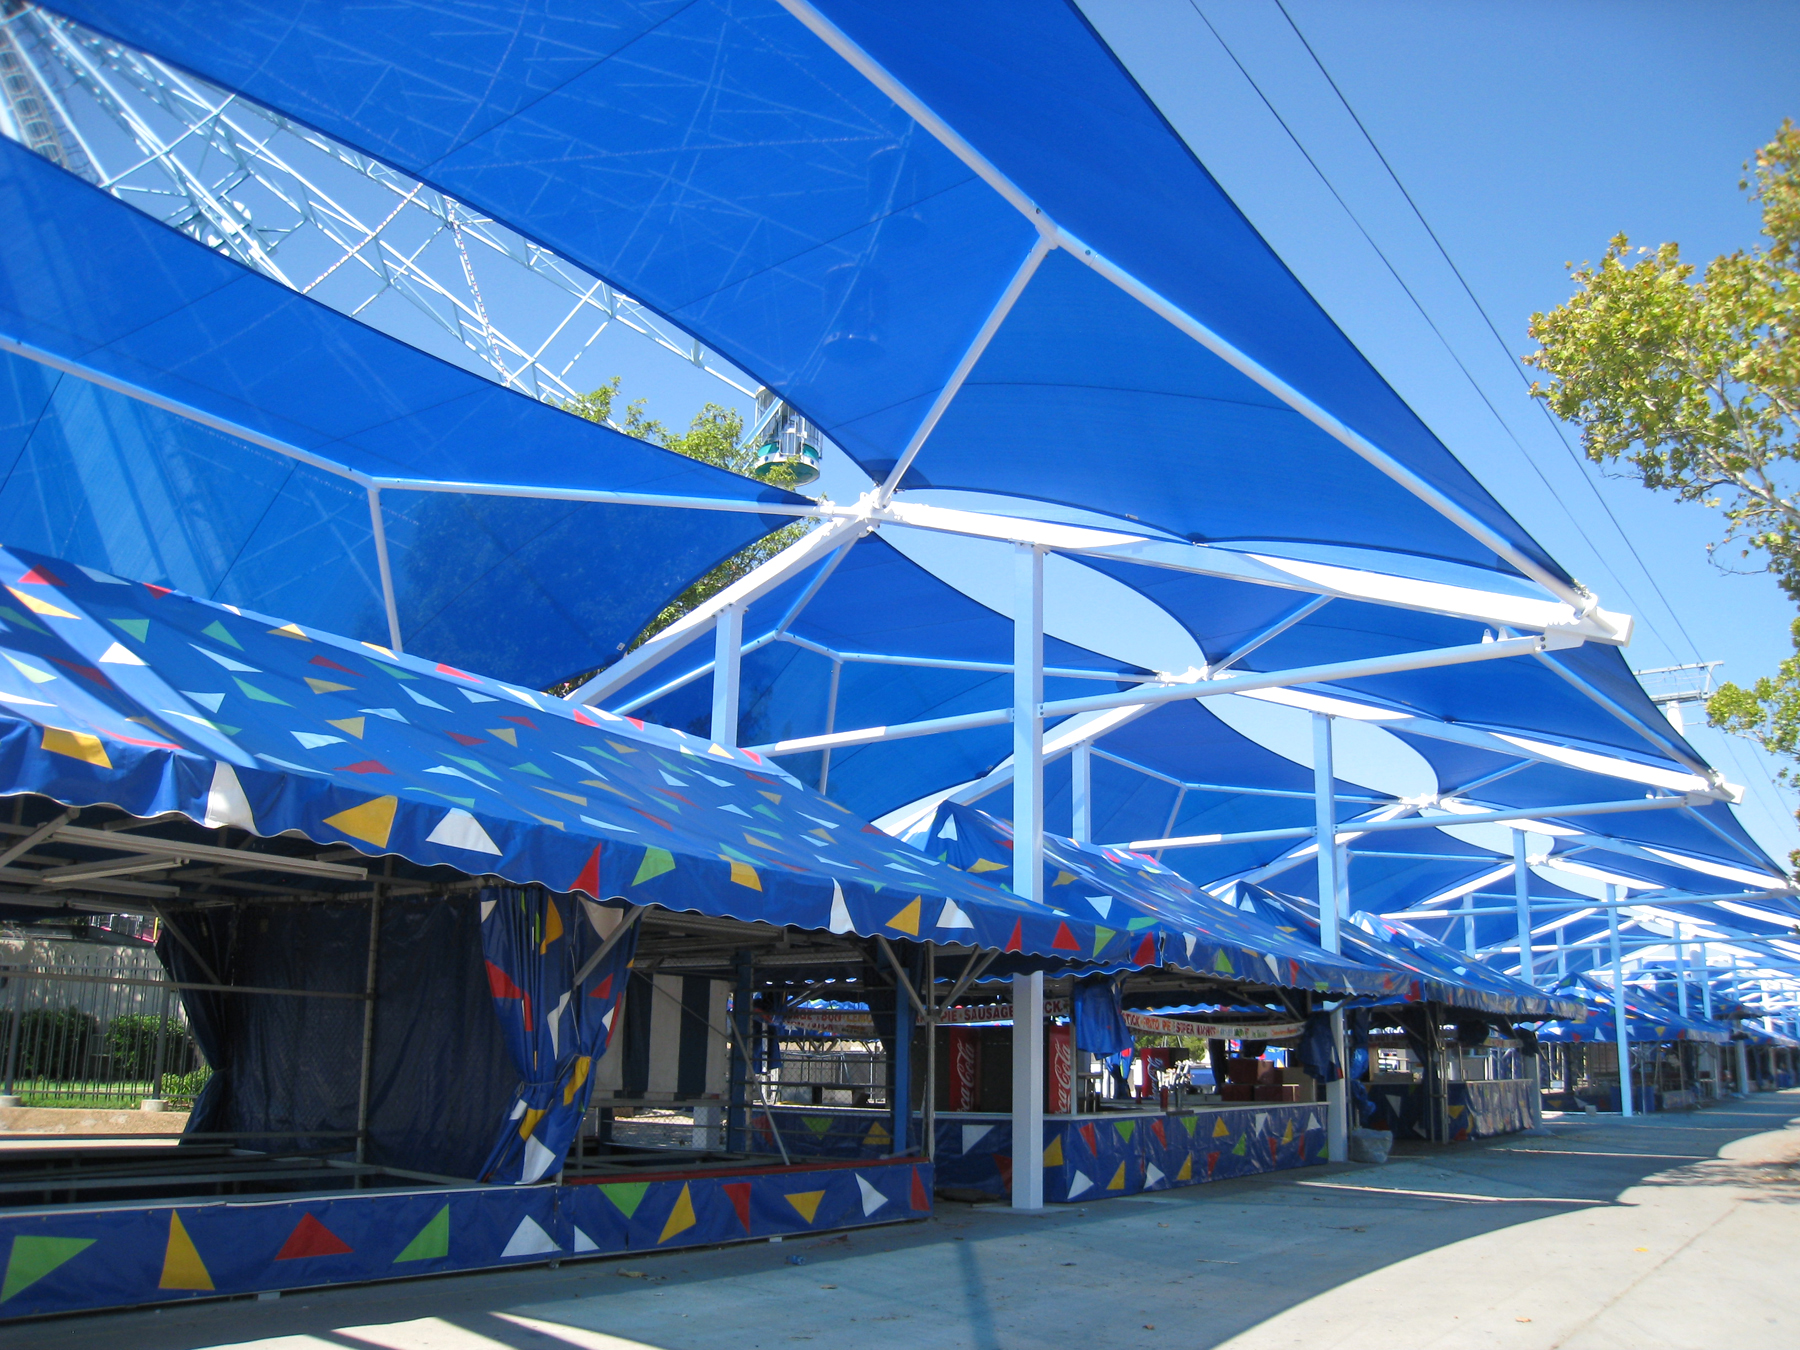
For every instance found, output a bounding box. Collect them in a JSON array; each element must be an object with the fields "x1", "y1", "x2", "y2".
[{"x1": 0, "y1": 934, "x2": 202, "y2": 1109}]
